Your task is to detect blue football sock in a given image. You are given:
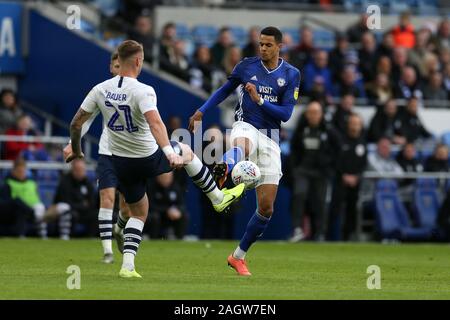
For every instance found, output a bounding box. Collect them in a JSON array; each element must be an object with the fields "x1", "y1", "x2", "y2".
[
  {"x1": 222, "y1": 146, "x2": 244, "y2": 173},
  {"x1": 239, "y1": 211, "x2": 271, "y2": 252}
]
